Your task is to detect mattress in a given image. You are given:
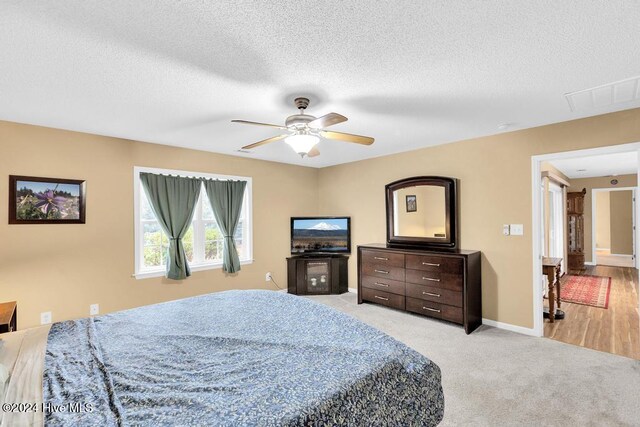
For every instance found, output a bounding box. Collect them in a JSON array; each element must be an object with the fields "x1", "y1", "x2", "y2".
[{"x1": 5, "y1": 290, "x2": 444, "y2": 426}]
